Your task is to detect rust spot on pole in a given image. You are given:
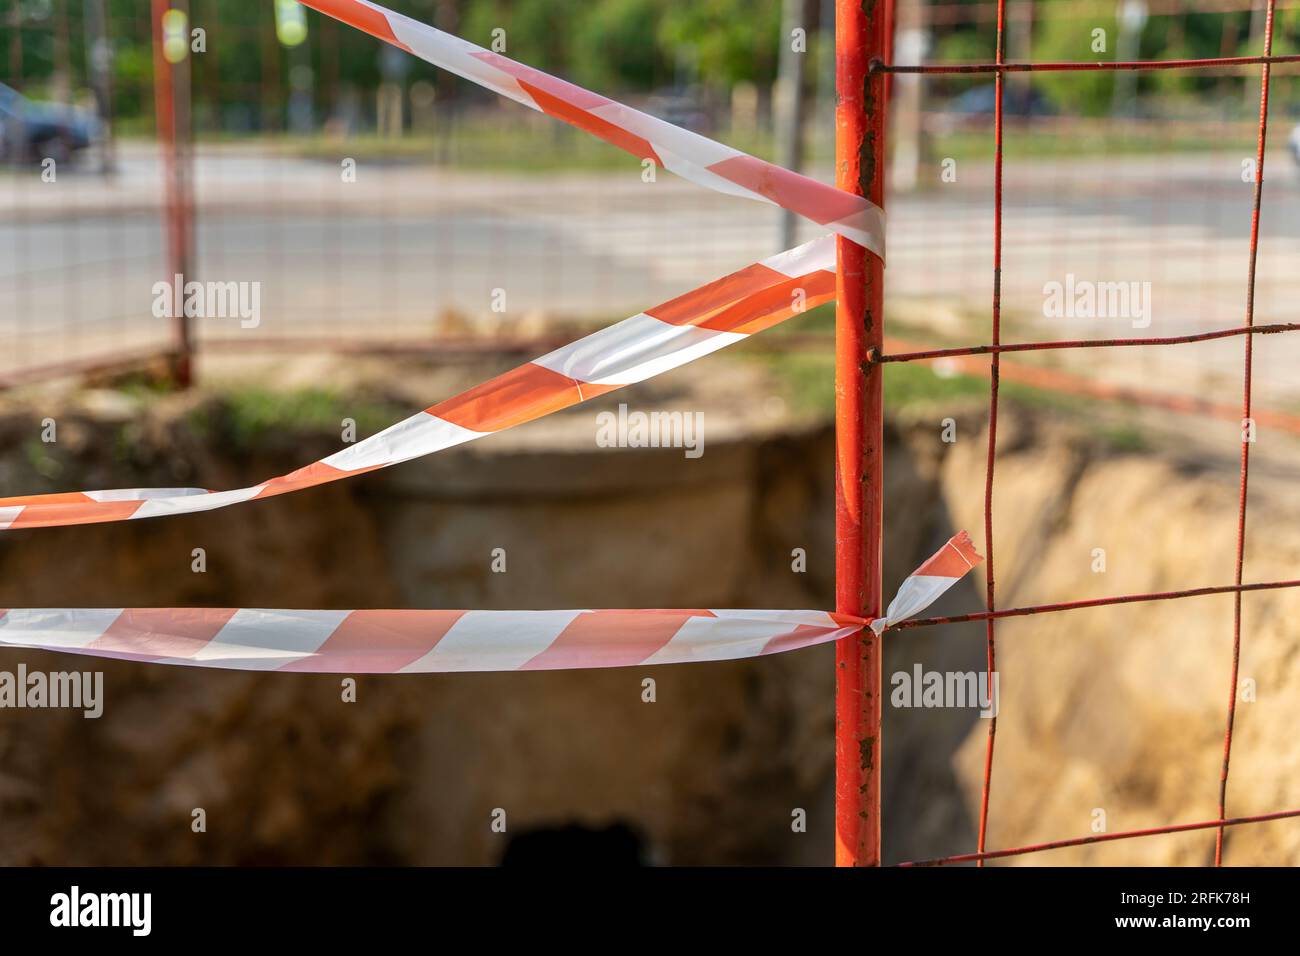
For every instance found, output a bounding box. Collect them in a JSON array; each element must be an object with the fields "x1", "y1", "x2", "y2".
[
  {"x1": 860, "y1": 131, "x2": 876, "y2": 197},
  {"x1": 859, "y1": 734, "x2": 876, "y2": 773}
]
